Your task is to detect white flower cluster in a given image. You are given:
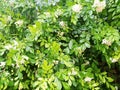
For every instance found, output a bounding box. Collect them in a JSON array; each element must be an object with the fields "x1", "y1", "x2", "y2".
[
  {"x1": 59, "y1": 21, "x2": 65, "y2": 27},
  {"x1": 13, "y1": 40, "x2": 18, "y2": 46},
  {"x1": 9, "y1": 0, "x2": 15, "y2": 6},
  {"x1": 4, "y1": 40, "x2": 19, "y2": 50},
  {"x1": 4, "y1": 44, "x2": 13, "y2": 50},
  {"x1": 83, "y1": 61, "x2": 90, "y2": 66},
  {"x1": 84, "y1": 77, "x2": 93, "y2": 82},
  {"x1": 69, "y1": 68, "x2": 77, "y2": 76},
  {"x1": 55, "y1": 9, "x2": 63, "y2": 18},
  {"x1": 44, "y1": 12, "x2": 51, "y2": 18},
  {"x1": 20, "y1": 55, "x2": 29, "y2": 64},
  {"x1": 93, "y1": 0, "x2": 106, "y2": 13},
  {"x1": 110, "y1": 58, "x2": 118, "y2": 63},
  {"x1": 58, "y1": 31, "x2": 64, "y2": 36},
  {"x1": 7, "y1": 16, "x2": 12, "y2": 22},
  {"x1": 15, "y1": 20, "x2": 23, "y2": 27},
  {"x1": 102, "y1": 39, "x2": 112, "y2": 46},
  {"x1": 53, "y1": 60, "x2": 59, "y2": 65},
  {"x1": 71, "y1": 68, "x2": 77, "y2": 75},
  {"x1": 68, "y1": 68, "x2": 77, "y2": 76},
  {"x1": 0, "y1": 62, "x2": 6, "y2": 67},
  {"x1": 72, "y1": 4, "x2": 82, "y2": 13}
]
